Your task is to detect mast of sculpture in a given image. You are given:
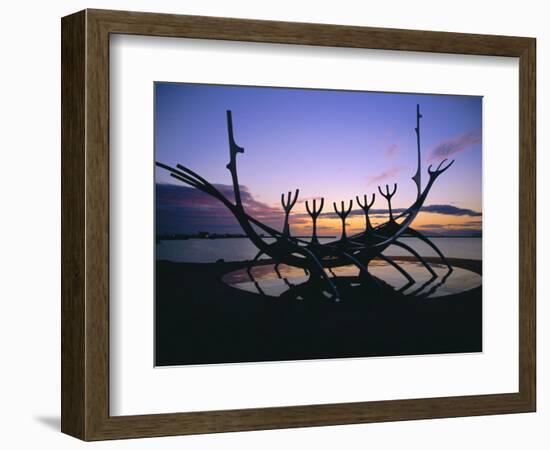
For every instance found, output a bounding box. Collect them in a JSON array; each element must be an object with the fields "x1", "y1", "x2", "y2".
[
  {"x1": 412, "y1": 104, "x2": 422, "y2": 200},
  {"x1": 226, "y1": 110, "x2": 245, "y2": 209}
]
